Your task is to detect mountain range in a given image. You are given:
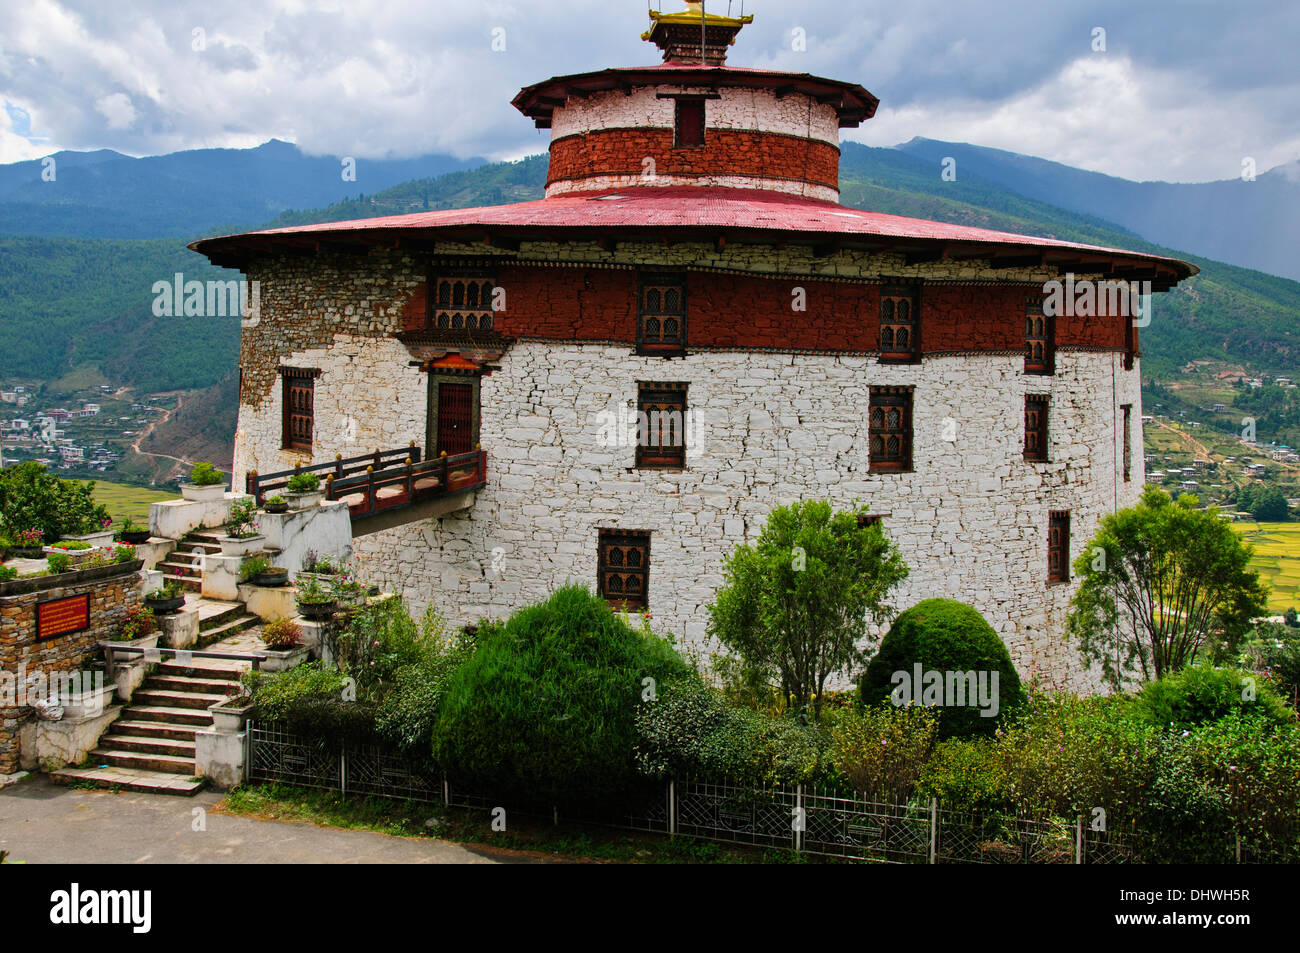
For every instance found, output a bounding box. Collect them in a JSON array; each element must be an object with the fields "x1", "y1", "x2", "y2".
[{"x1": 1, "y1": 137, "x2": 1297, "y2": 473}]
